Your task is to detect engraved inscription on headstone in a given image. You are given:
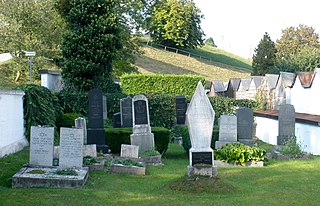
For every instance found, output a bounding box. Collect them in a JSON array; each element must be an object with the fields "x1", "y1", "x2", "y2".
[
  {"x1": 59, "y1": 127, "x2": 84, "y2": 169},
  {"x1": 192, "y1": 152, "x2": 213, "y2": 166},
  {"x1": 30, "y1": 126, "x2": 54, "y2": 166},
  {"x1": 120, "y1": 97, "x2": 133, "y2": 127},
  {"x1": 176, "y1": 95, "x2": 187, "y2": 125},
  {"x1": 134, "y1": 100, "x2": 148, "y2": 125},
  {"x1": 219, "y1": 115, "x2": 237, "y2": 142},
  {"x1": 278, "y1": 104, "x2": 295, "y2": 145}
]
